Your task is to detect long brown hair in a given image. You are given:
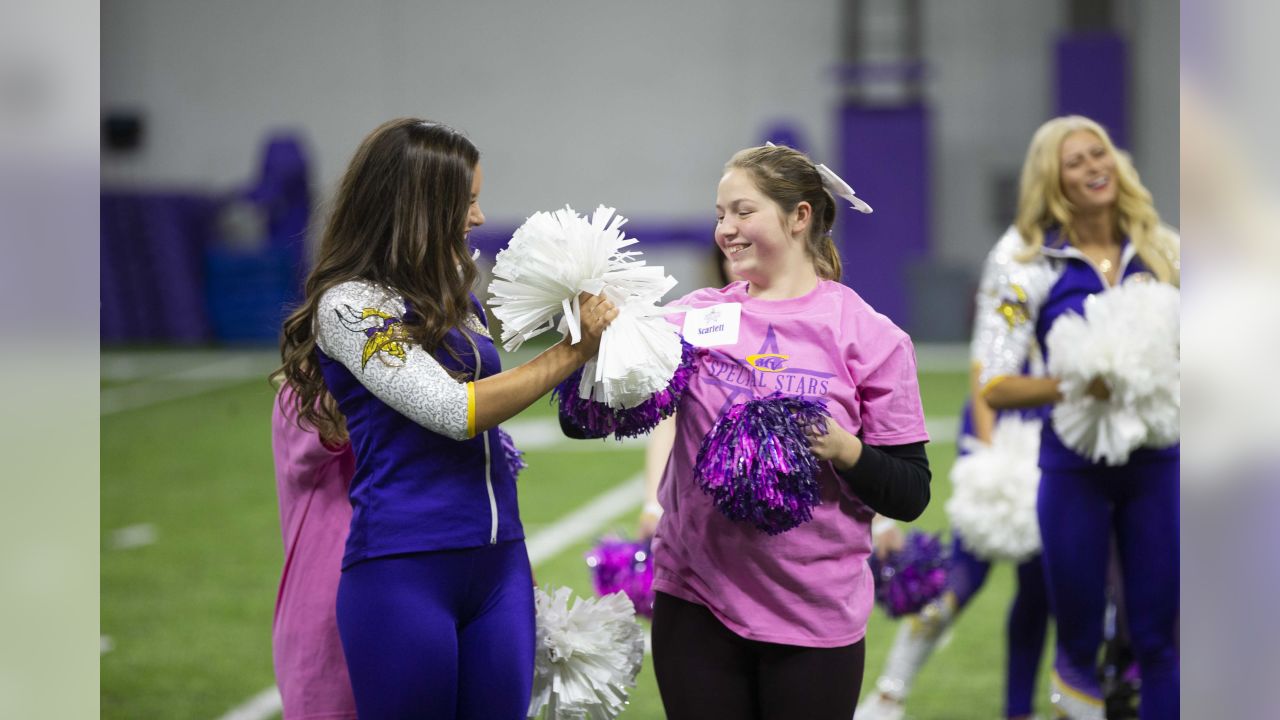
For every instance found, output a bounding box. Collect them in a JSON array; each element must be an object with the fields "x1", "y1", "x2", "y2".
[
  {"x1": 1015, "y1": 115, "x2": 1179, "y2": 285},
  {"x1": 275, "y1": 118, "x2": 481, "y2": 441},
  {"x1": 725, "y1": 145, "x2": 842, "y2": 281}
]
